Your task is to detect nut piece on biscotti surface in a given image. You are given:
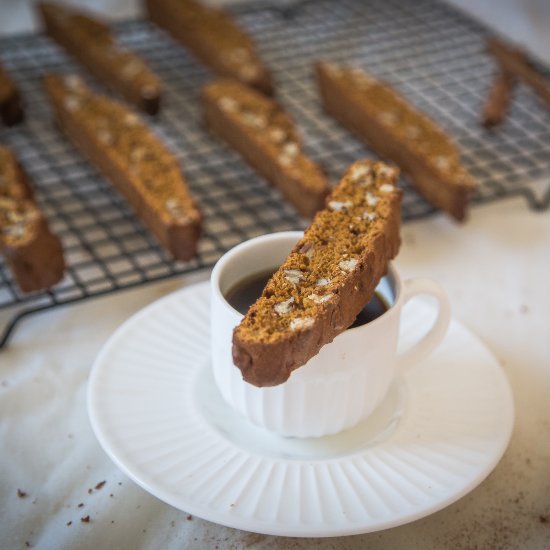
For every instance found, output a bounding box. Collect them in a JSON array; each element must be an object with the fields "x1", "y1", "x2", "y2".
[
  {"x1": 232, "y1": 160, "x2": 402, "y2": 387},
  {"x1": 316, "y1": 61, "x2": 476, "y2": 222},
  {"x1": 0, "y1": 63, "x2": 24, "y2": 126},
  {"x1": 0, "y1": 147, "x2": 65, "y2": 293},
  {"x1": 202, "y1": 79, "x2": 330, "y2": 218},
  {"x1": 146, "y1": 0, "x2": 273, "y2": 95},
  {"x1": 43, "y1": 74, "x2": 202, "y2": 261},
  {"x1": 39, "y1": 1, "x2": 162, "y2": 114}
]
